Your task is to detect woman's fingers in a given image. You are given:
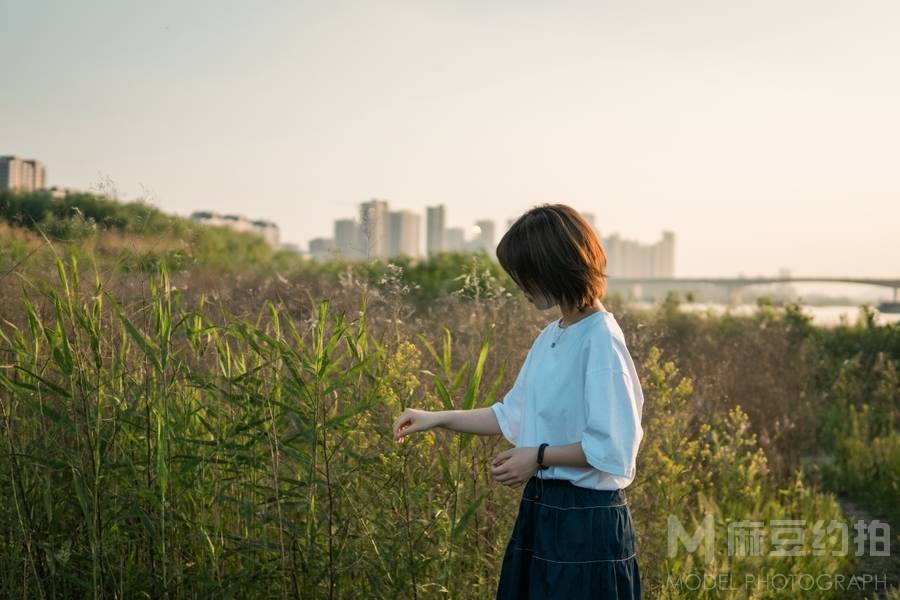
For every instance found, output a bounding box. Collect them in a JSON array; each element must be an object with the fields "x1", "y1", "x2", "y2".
[
  {"x1": 394, "y1": 417, "x2": 420, "y2": 440},
  {"x1": 393, "y1": 413, "x2": 412, "y2": 436},
  {"x1": 391, "y1": 415, "x2": 406, "y2": 433},
  {"x1": 392, "y1": 409, "x2": 437, "y2": 441},
  {"x1": 494, "y1": 470, "x2": 515, "y2": 483}
]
